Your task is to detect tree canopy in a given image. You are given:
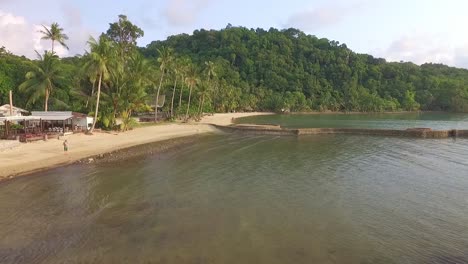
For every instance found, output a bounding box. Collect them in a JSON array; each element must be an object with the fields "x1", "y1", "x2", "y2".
[
  {"x1": 2, "y1": 20, "x2": 468, "y2": 131},
  {"x1": 142, "y1": 26, "x2": 468, "y2": 113}
]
